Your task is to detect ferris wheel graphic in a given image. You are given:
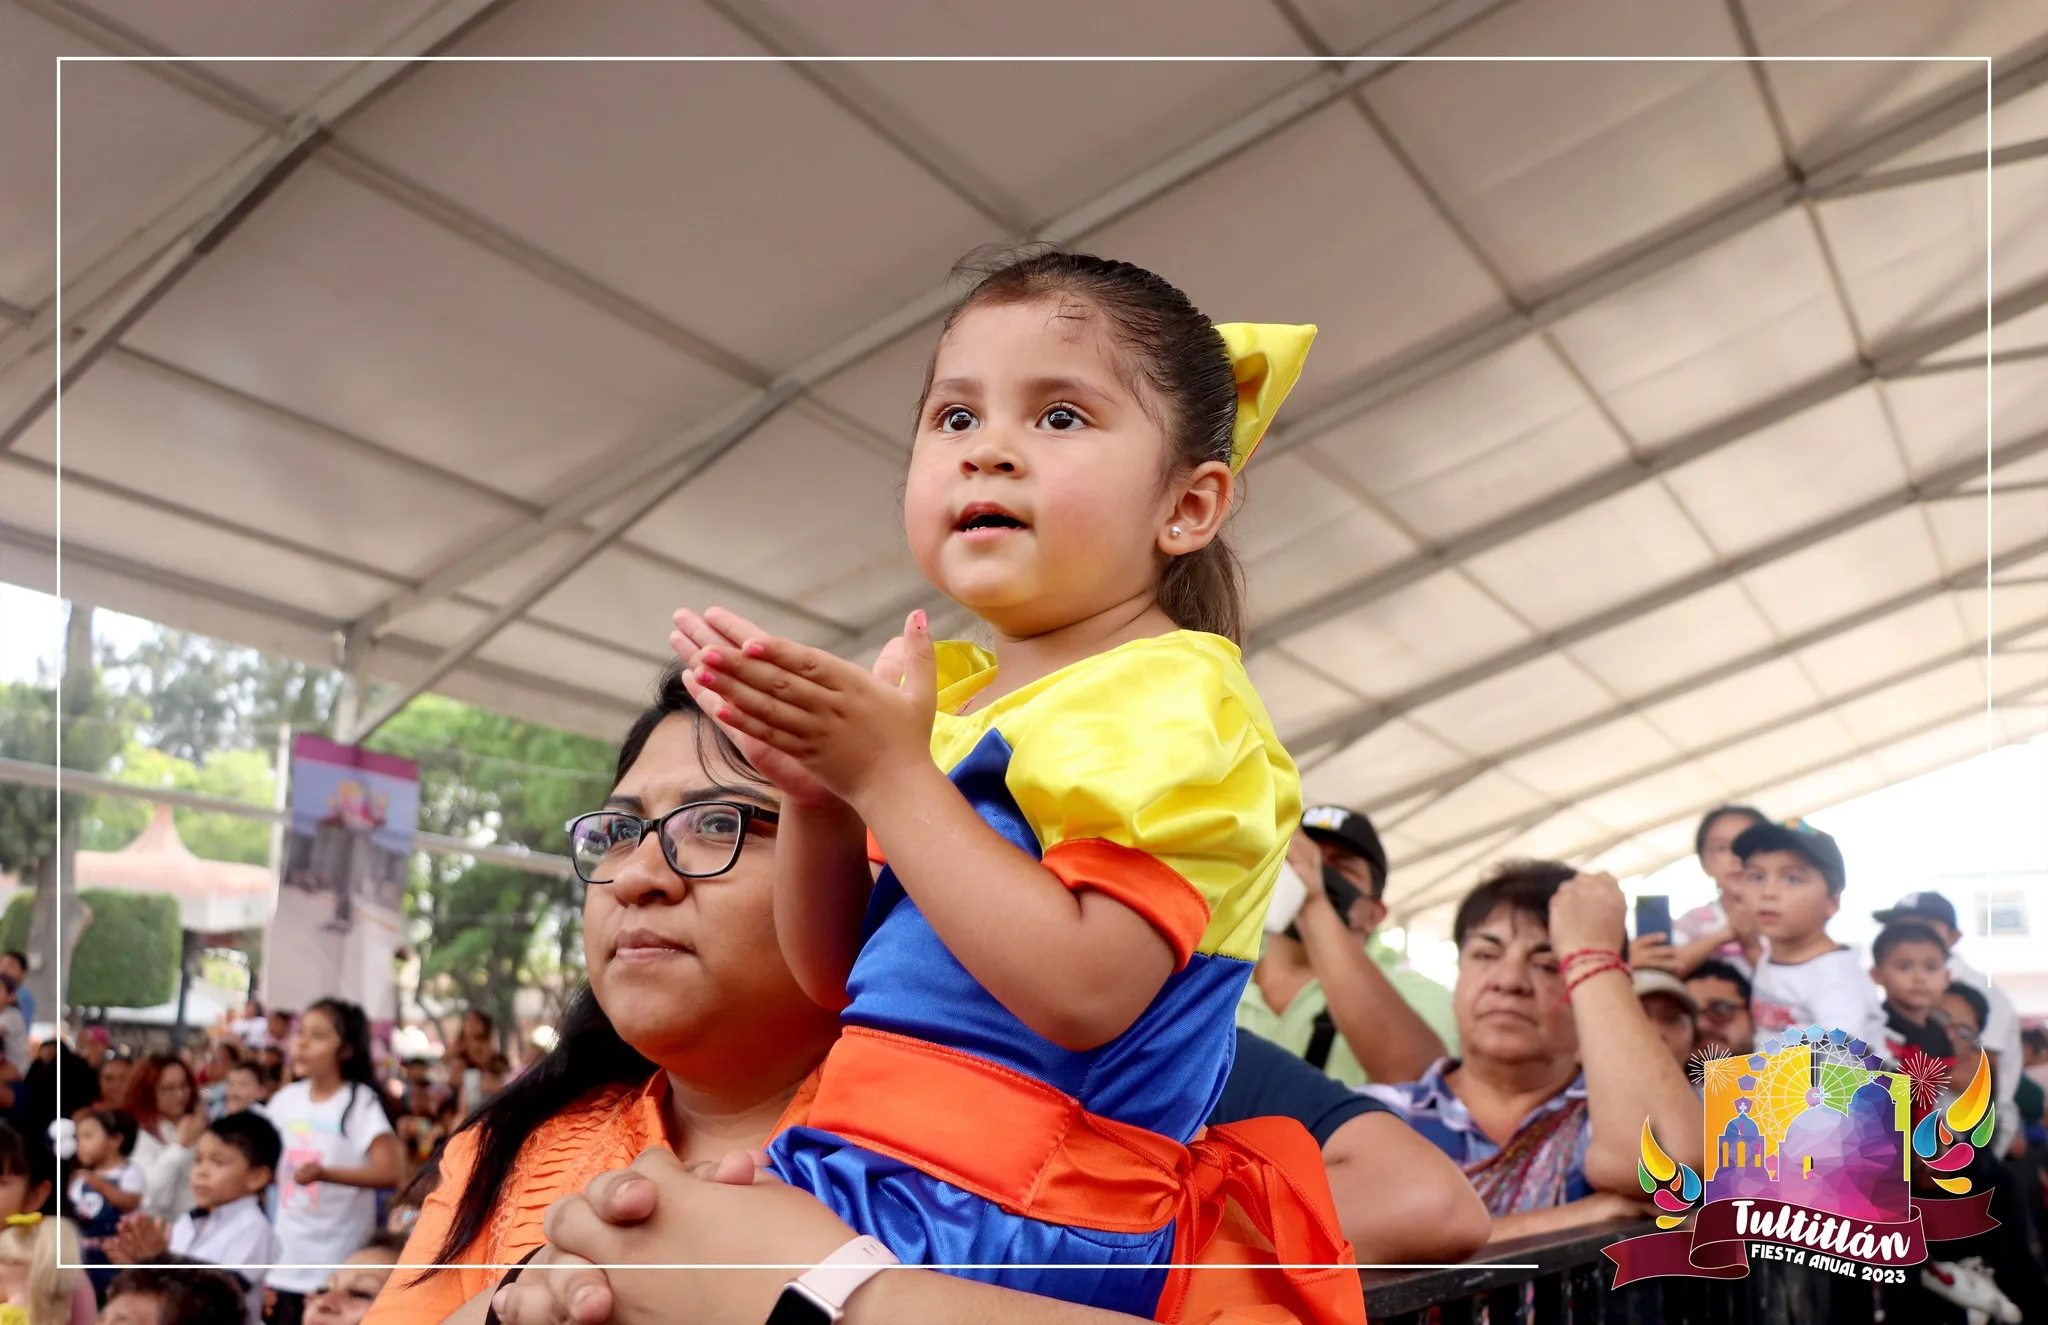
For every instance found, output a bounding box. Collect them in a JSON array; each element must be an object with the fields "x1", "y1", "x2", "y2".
[{"x1": 1740, "y1": 1026, "x2": 1886, "y2": 1151}]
